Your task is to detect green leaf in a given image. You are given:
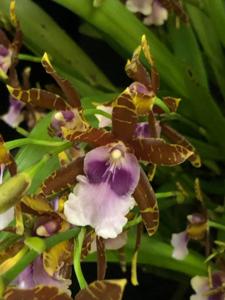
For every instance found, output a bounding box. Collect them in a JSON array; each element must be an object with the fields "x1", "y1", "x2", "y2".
[
  {"x1": 186, "y1": 3, "x2": 225, "y2": 98},
  {"x1": 50, "y1": 0, "x2": 225, "y2": 153},
  {"x1": 167, "y1": 20, "x2": 208, "y2": 89},
  {"x1": 0, "y1": 0, "x2": 115, "y2": 91}
]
